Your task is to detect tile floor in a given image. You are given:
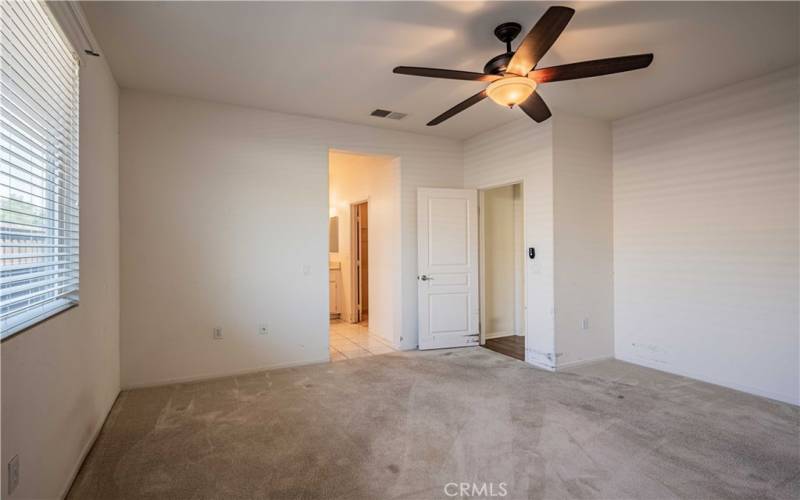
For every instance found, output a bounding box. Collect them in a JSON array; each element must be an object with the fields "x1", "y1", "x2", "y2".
[{"x1": 329, "y1": 320, "x2": 396, "y2": 361}]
